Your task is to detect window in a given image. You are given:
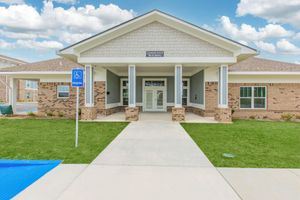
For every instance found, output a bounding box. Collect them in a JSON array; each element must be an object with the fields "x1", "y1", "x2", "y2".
[
  {"x1": 57, "y1": 85, "x2": 70, "y2": 98},
  {"x1": 182, "y1": 80, "x2": 189, "y2": 106},
  {"x1": 121, "y1": 79, "x2": 128, "y2": 106},
  {"x1": 240, "y1": 86, "x2": 266, "y2": 109},
  {"x1": 25, "y1": 80, "x2": 38, "y2": 90}
]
